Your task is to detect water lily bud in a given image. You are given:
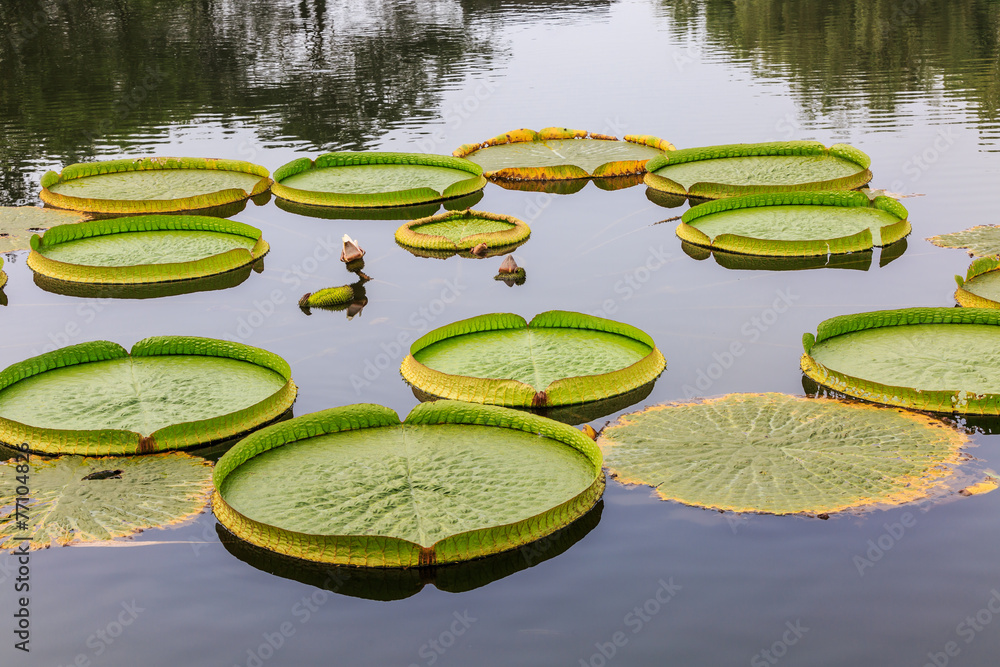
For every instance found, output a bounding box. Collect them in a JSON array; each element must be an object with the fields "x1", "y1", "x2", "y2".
[
  {"x1": 498, "y1": 255, "x2": 519, "y2": 274},
  {"x1": 341, "y1": 234, "x2": 365, "y2": 263},
  {"x1": 471, "y1": 242, "x2": 488, "y2": 257}
]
